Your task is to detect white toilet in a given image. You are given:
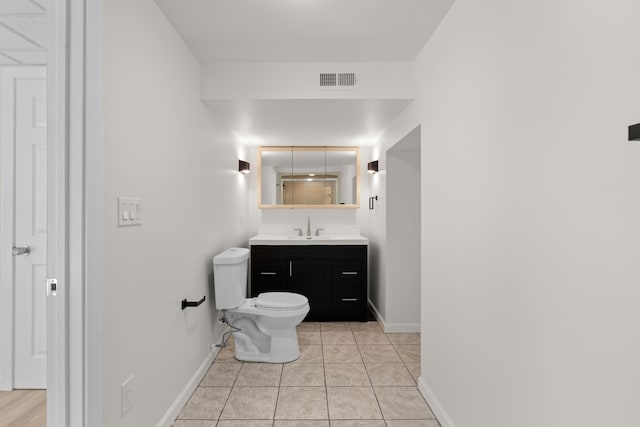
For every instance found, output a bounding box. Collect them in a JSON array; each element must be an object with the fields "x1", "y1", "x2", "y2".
[{"x1": 213, "y1": 247, "x2": 310, "y2": 363}]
